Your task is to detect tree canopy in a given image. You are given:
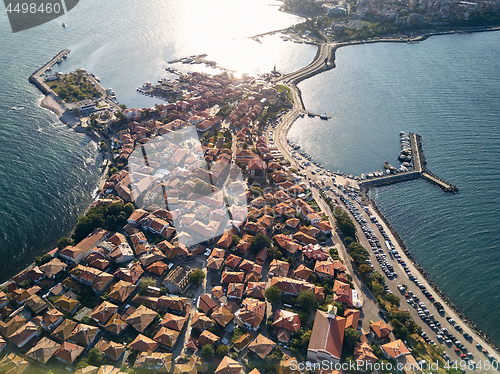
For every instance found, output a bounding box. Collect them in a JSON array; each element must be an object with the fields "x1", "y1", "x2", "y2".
[
  {"x1": 297, "y1": 290, "x2": 316, "y2": 314},
  {"x1": 343, "y1": 327, "x2": 361, "y2": 353},
  {"x1": 193, "y1": 180, "x2": 213, "y2": 196},
  {"x1": 189, "y1": 268, "x2": 205, "y2": 285},
  {"x1": 265, "y1": 285, "x2": 282, "y2": 304},
  {"x1": 334, "y1": 208, "x2": 356, "y2": 238},
  {"x1": 250, "y1": 233, "x2": 272, "y2": 254},
  {"x1": 73, "y1": 202, "x2": 132, "y2": 243},
  {"x1": 200, "y1": 344, "x2": 214, "y2": 360}
]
